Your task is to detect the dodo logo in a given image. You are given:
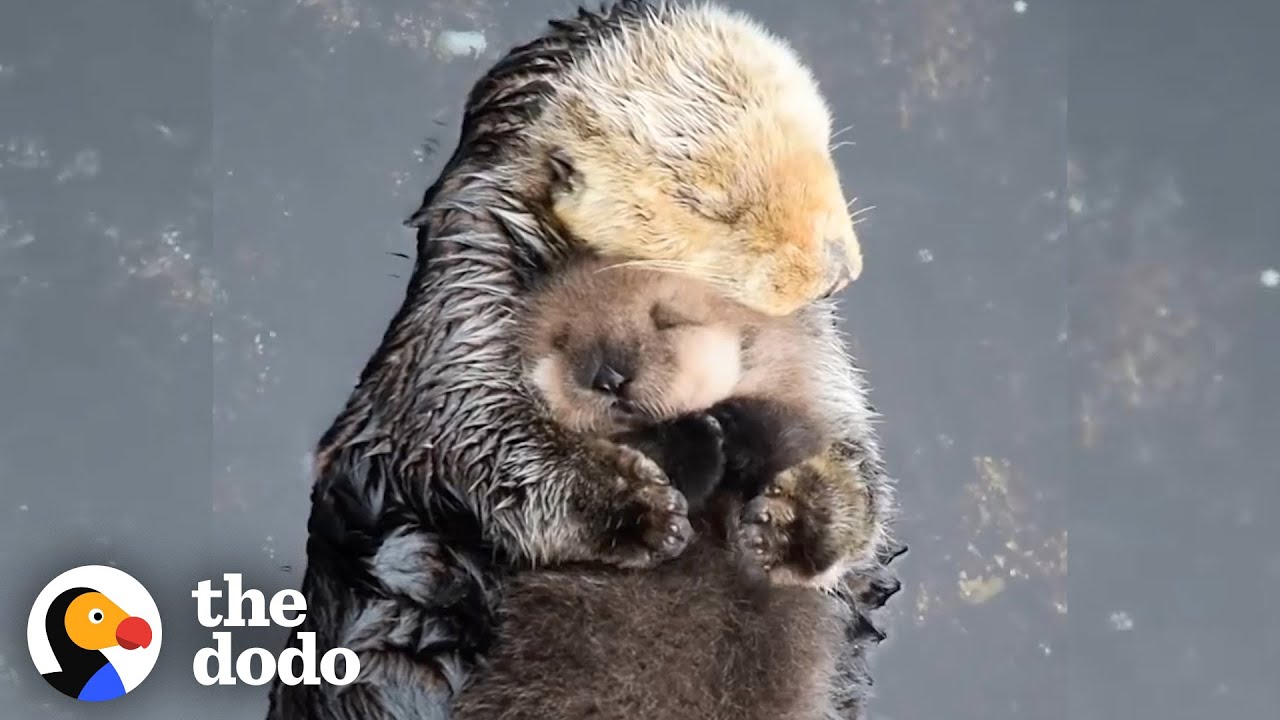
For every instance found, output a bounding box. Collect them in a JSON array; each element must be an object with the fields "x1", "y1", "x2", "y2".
[{"x1": 27, "y1": 565, "x2": 161, "y2": 702}]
